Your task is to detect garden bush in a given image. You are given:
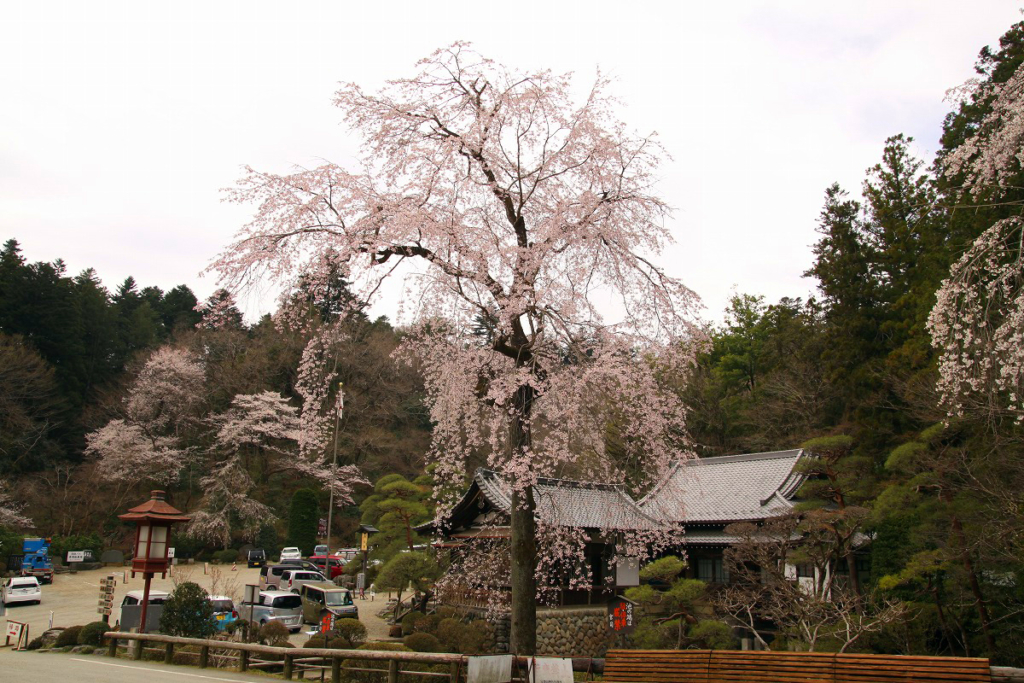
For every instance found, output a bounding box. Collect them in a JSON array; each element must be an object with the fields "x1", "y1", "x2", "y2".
[
  {"x1": 332, "y1": 618, "x2": 367, "y2": 648},
  {"x1": 435, "y1": 617, "x2": 483, "y2": 654},
  {"x1": 404, "y1": 632, "x2": 443, "y2": 652},
  {"x1": 77, "y1": 621, "x2": 109, "y2": 646},
  {"x1": 55, "y1": 626, "x2": 83, "y2": 648},
  {"x1": 401, "y1": 611, "x2": 424, "y2": 636},
  {"x1": 214, "y1": 549, "x2": 239, "y2": 564},
  {"x1": 258, "y1": 620, "x2": 291, "y2": 646},
  {"x1": 26, "y1": 636, "x2": 44, "y2": 650},
  {"x1": 160, "y1": 582, "x2": 215, "y2": 638},
  {"x1": 341, "y1": 643, "x2": 415, "y2": 683}
]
